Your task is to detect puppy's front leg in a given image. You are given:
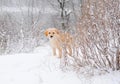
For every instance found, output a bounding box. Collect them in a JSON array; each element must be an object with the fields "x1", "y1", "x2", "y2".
[
  {"x1": 58, "y1": 47, "x2": 62, "y2": 58},
  {"x1": 52, "y1": 47, "x2": 56, "y2": 56}
]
